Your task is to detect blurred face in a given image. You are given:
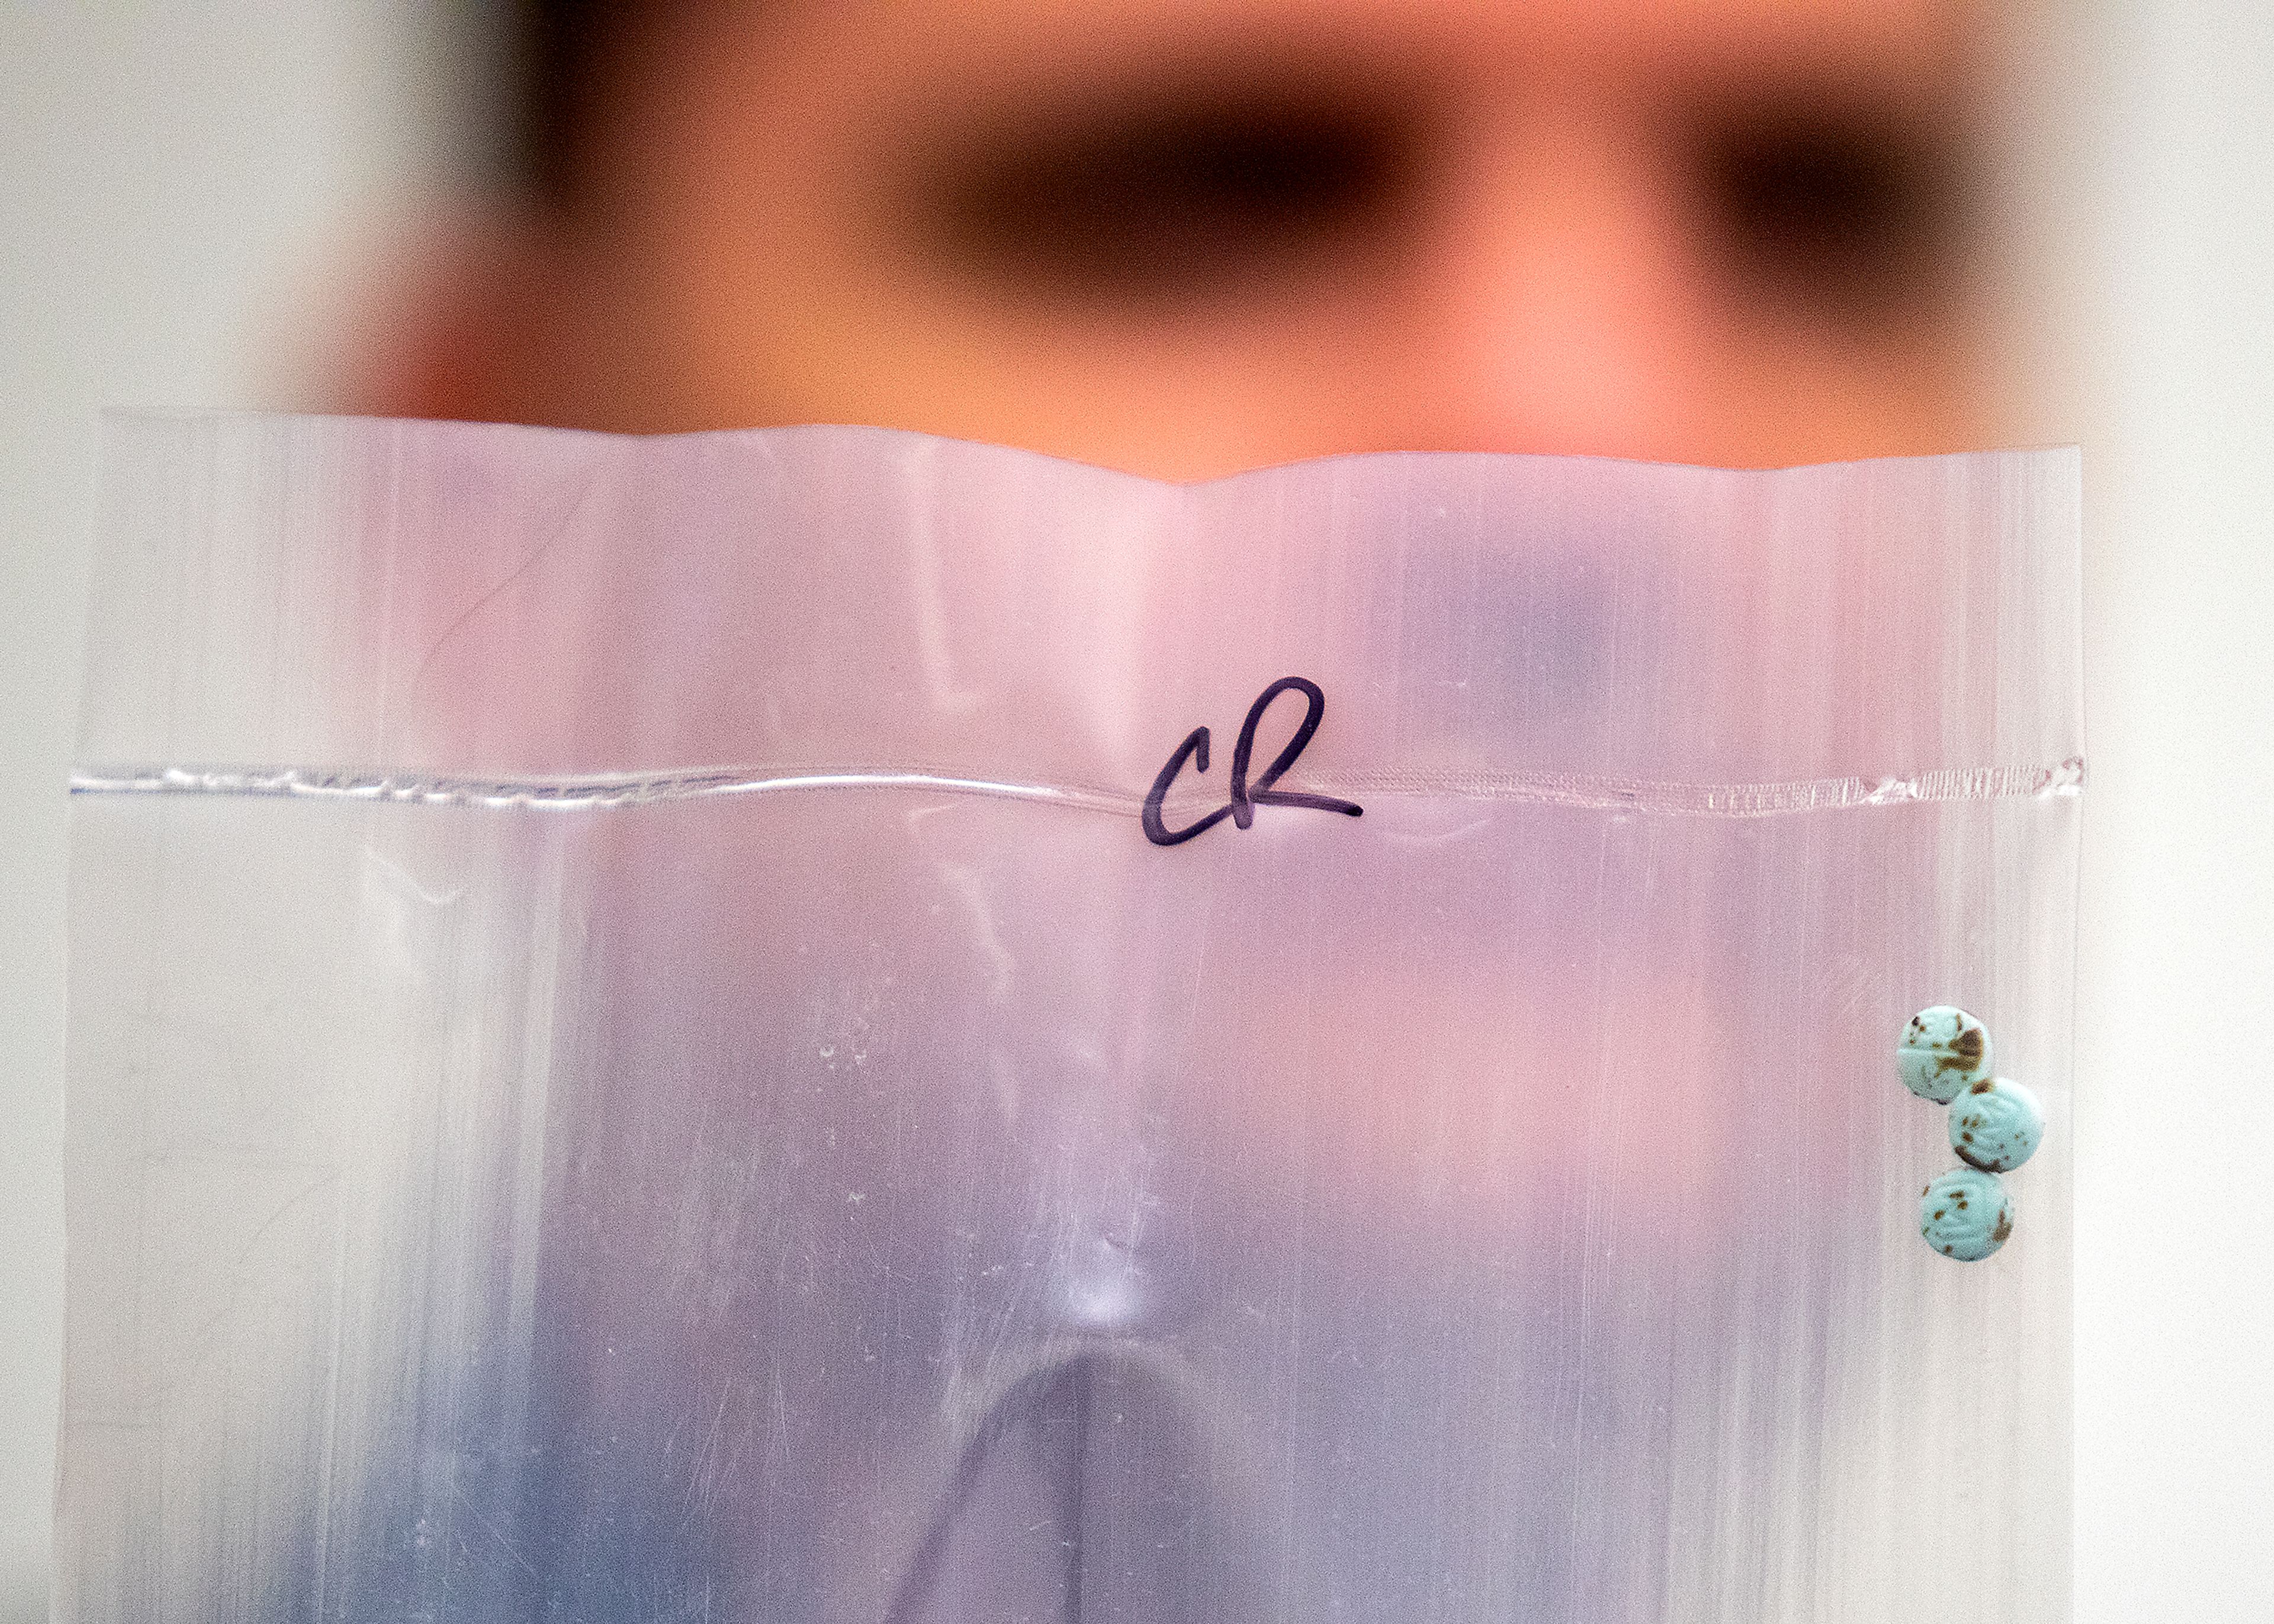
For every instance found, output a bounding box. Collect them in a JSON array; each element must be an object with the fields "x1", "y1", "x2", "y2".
[{"x1": 403, "y1": 0, "x2": 1990, "y2": 478}]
